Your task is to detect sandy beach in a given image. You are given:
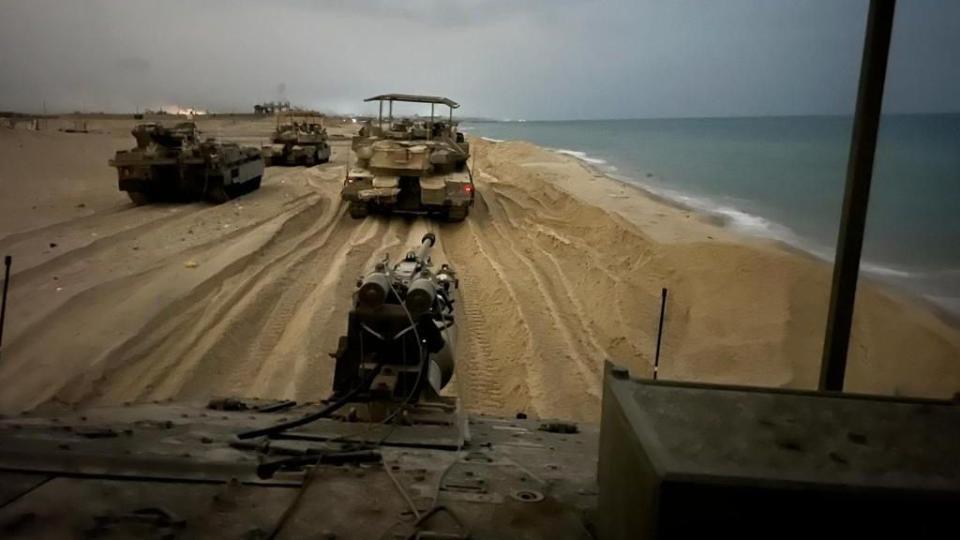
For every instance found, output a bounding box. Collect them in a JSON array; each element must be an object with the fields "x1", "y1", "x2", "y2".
[{"x1": 0, "y1": 116, "x2": 957, "y2": 423}]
